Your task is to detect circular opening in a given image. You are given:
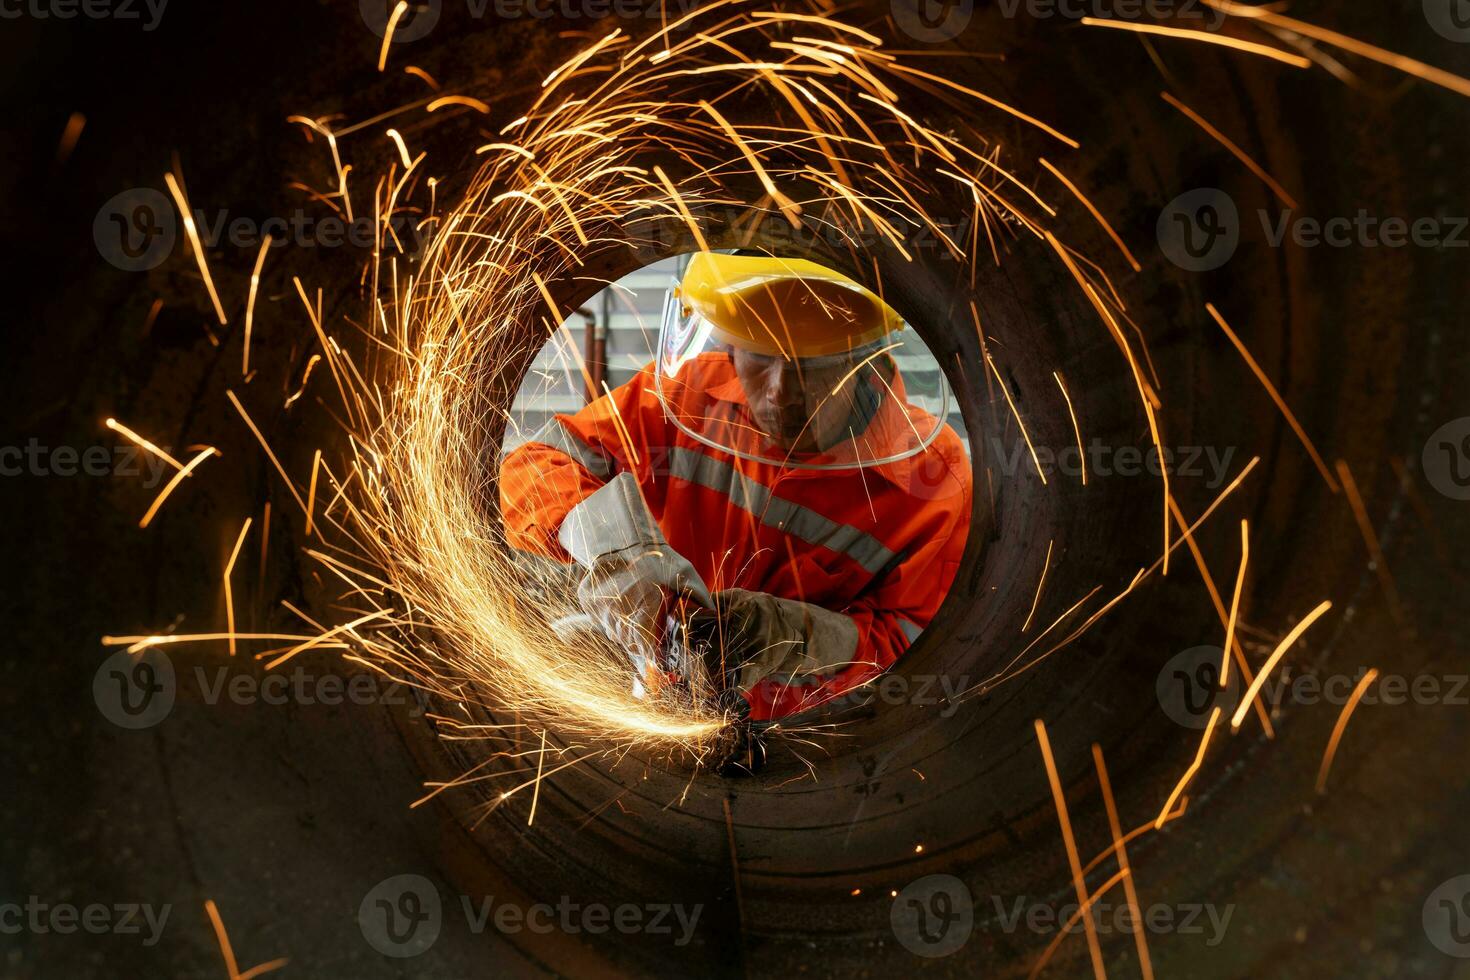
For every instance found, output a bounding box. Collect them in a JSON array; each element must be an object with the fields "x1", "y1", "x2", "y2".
[{"x1": 499, "y1": 251, "x2": 974, "y2": 733}]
